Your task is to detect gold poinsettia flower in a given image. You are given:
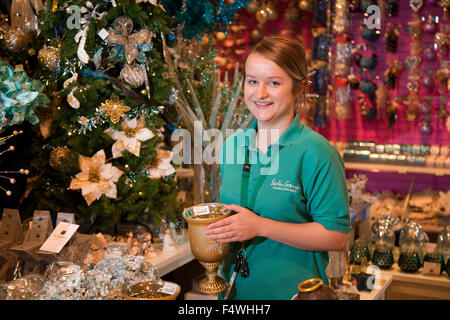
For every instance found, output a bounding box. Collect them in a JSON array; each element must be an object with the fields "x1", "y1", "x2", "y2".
[
  {"x1": 104, "y1": 118, "x2": 155, "y2": 158},
  {"x1": 69, "y1": 149, "x2": 124, "y2": 206}
]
